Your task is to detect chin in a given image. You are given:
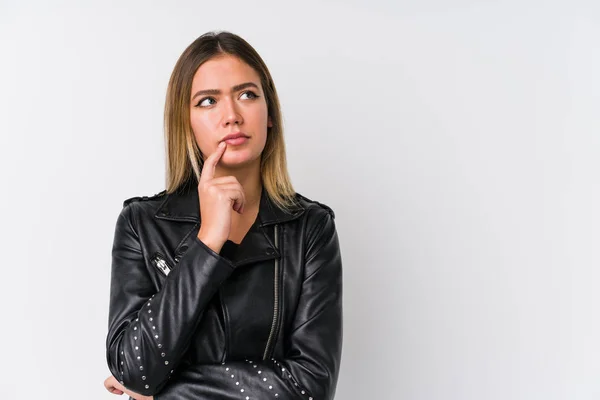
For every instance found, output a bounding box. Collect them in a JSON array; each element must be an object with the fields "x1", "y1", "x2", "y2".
[{"x1": 221, "y1": 150, "x2": 260, "y2": 168}]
